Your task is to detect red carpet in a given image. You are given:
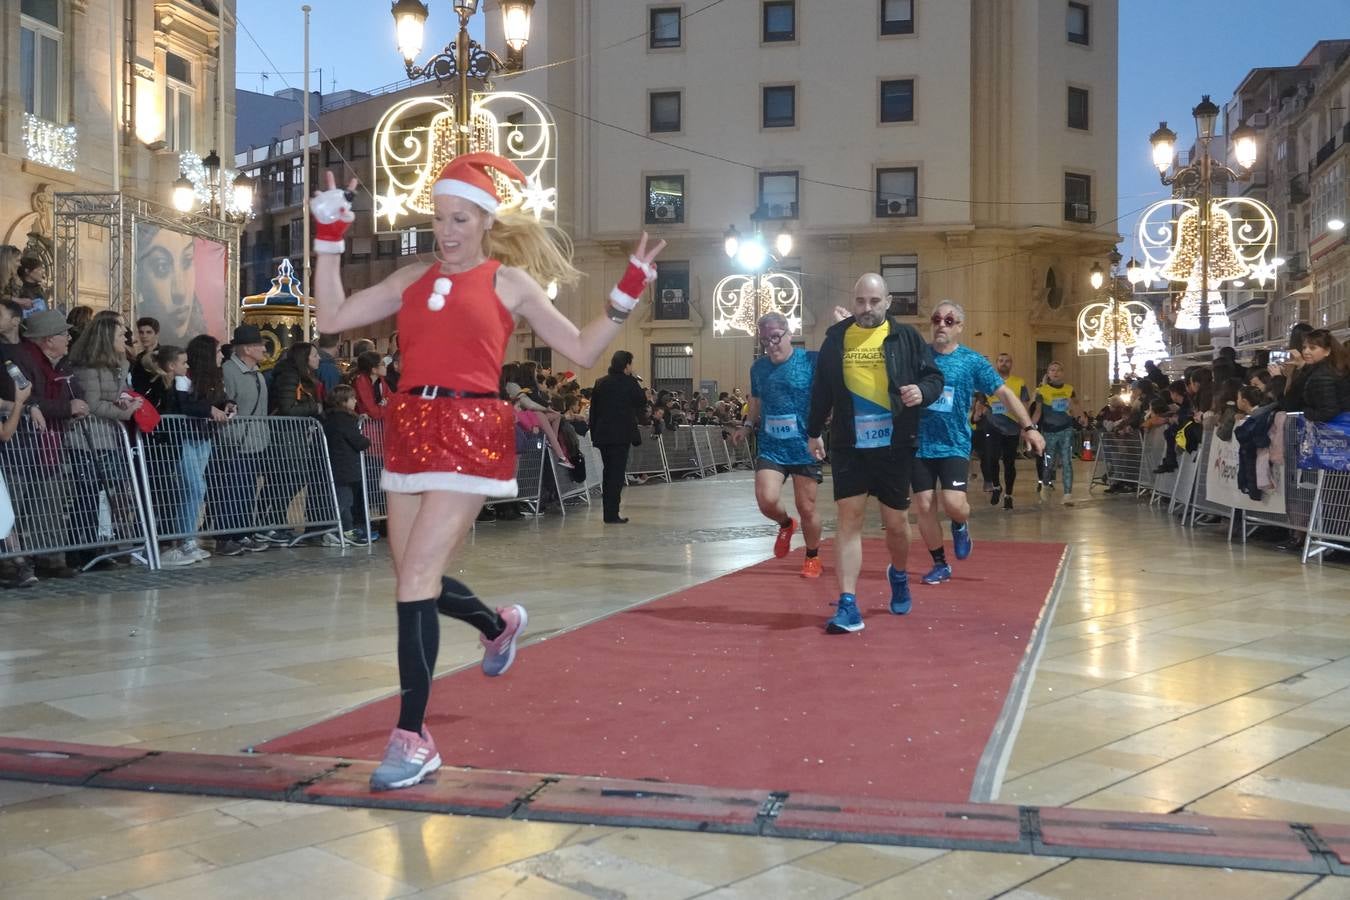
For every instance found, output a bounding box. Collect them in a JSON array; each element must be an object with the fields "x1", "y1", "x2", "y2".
[{"x1": 259, "y1": 539, "x2": 1065, "y2": 803}]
